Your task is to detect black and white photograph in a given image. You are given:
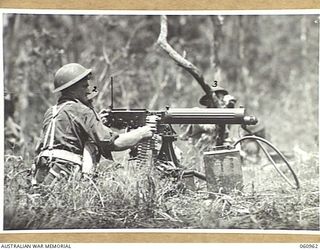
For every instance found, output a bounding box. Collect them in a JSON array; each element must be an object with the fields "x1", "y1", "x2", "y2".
[{"x1": 2, "y1": 11, "x2": 319, "y2": 232}]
